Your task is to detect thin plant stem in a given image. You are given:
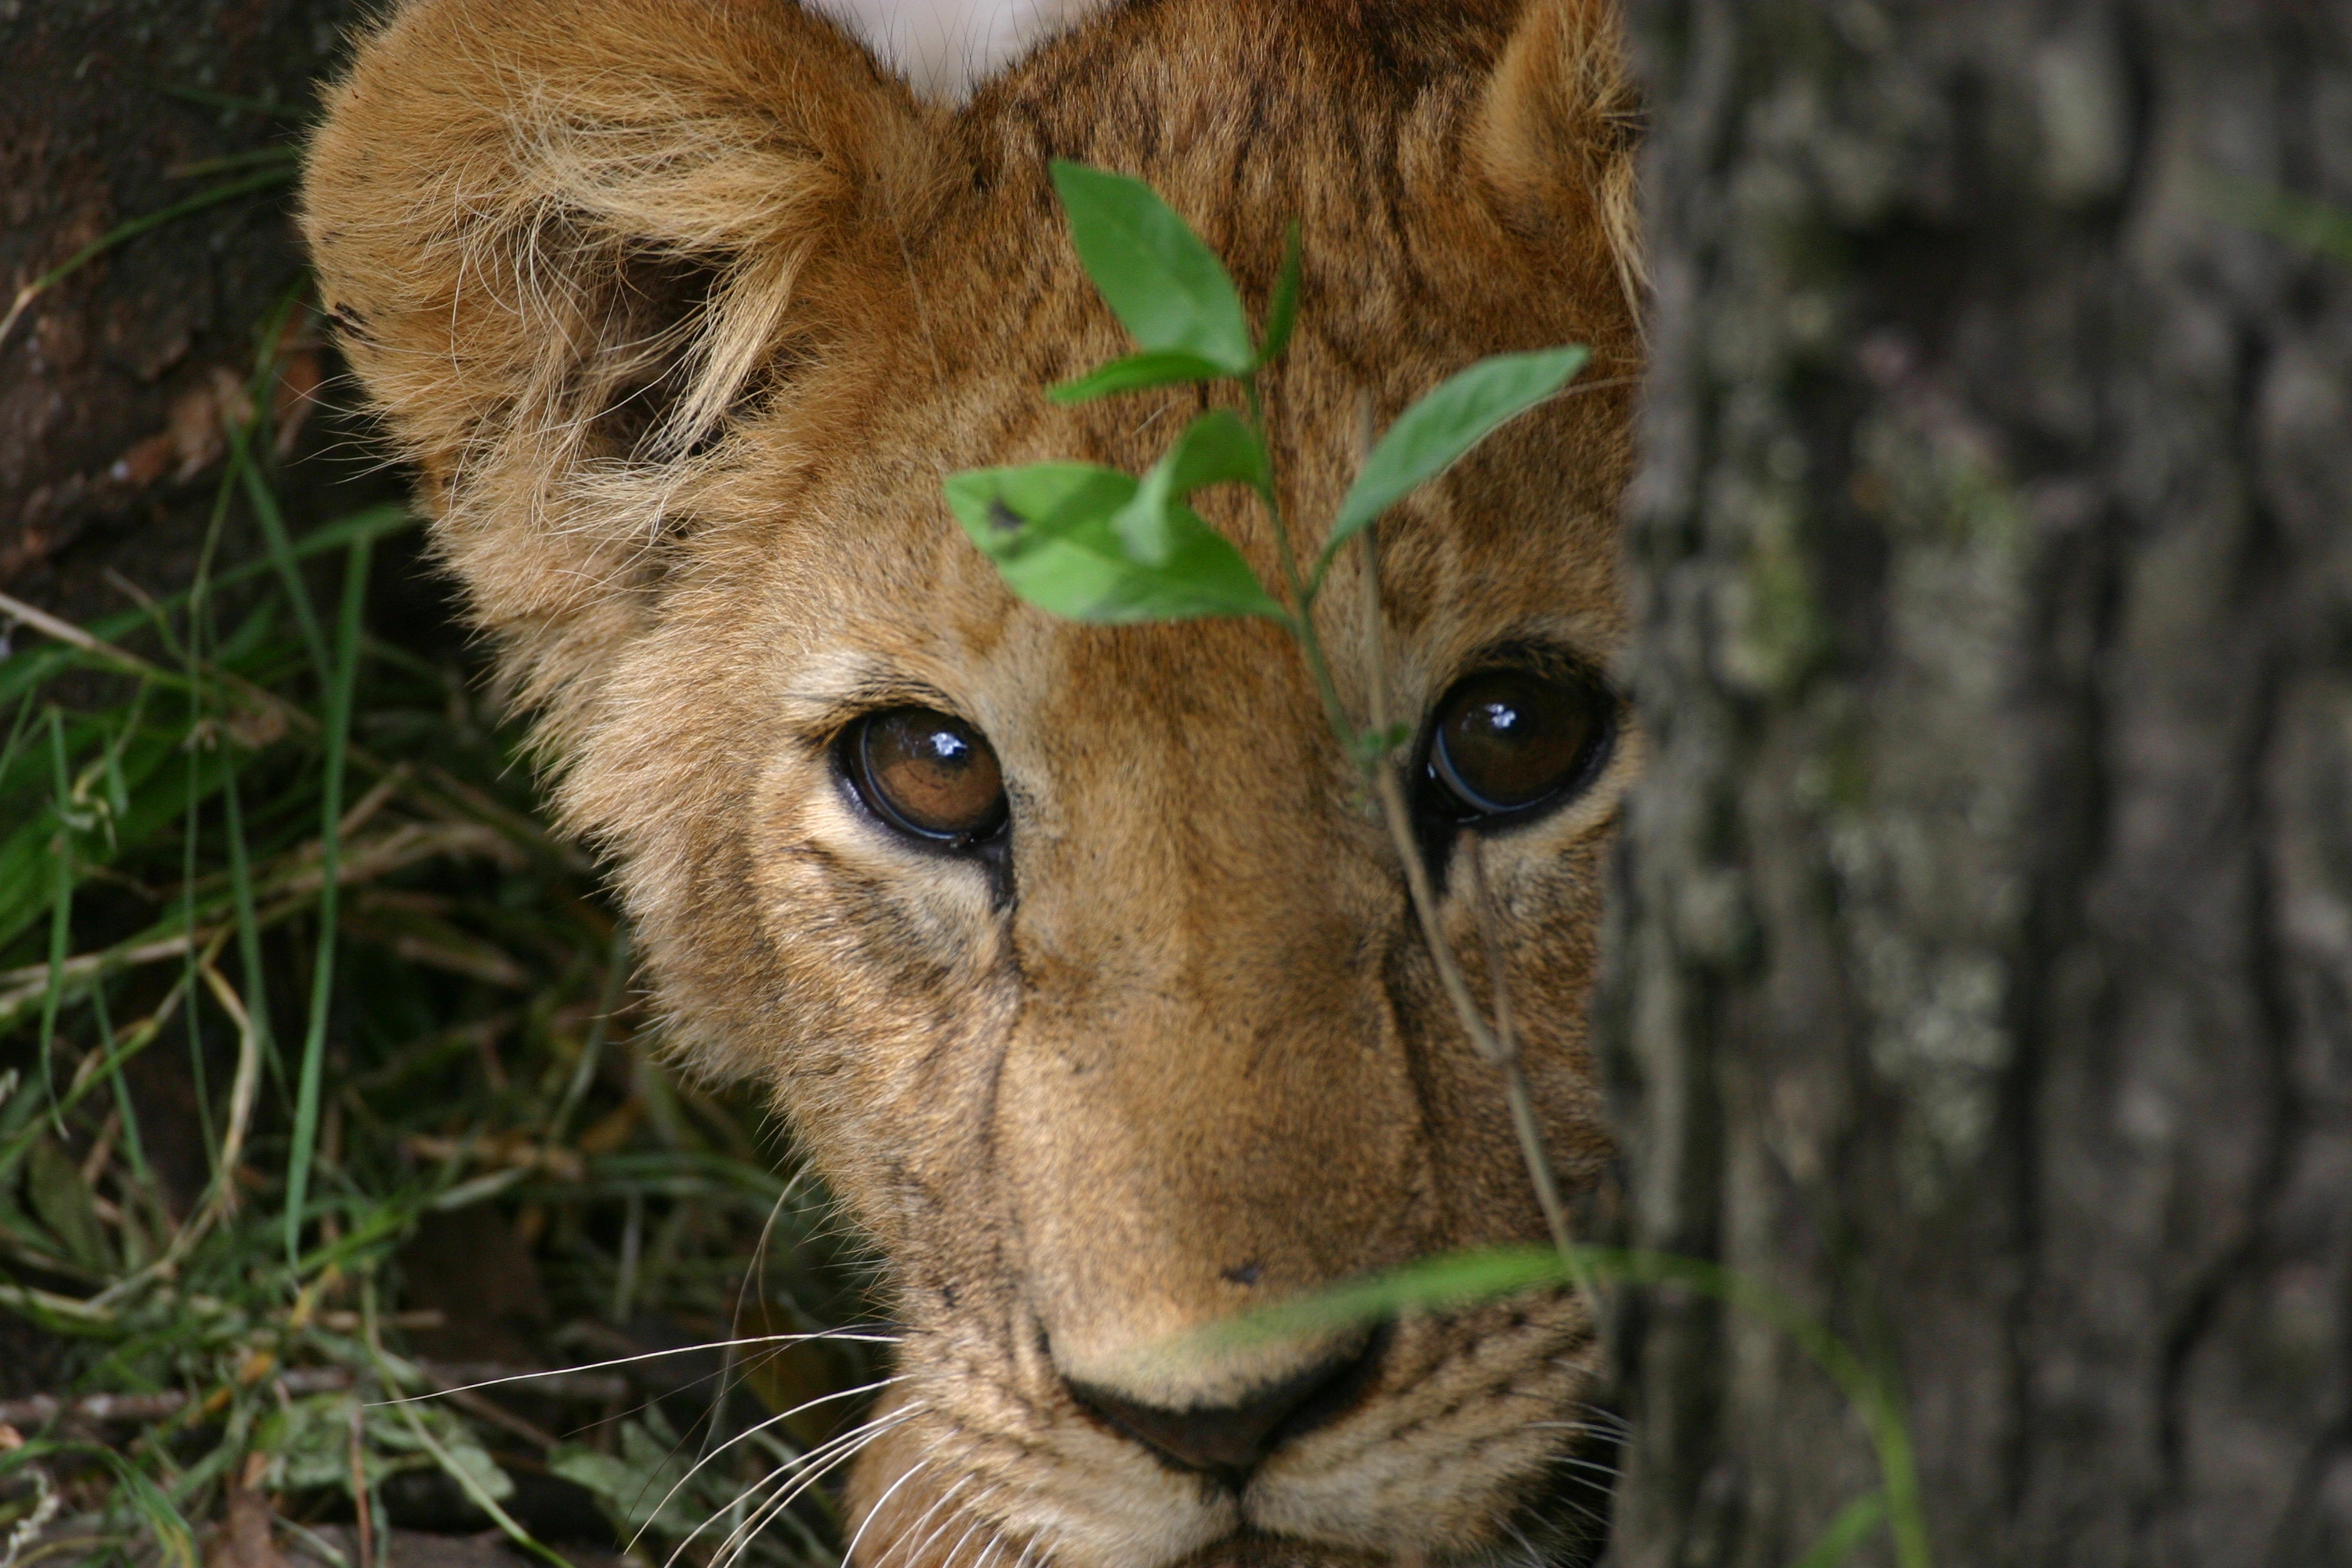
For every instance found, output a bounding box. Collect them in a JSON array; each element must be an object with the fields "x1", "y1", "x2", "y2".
[
  {"x1": 230, "y1": 405, "x2": 330, "y2": 691},
  {"x1": 87, "y1": 982, "x2": 153, "y2": 1190},
  {"x1": 0, "y1": 691, "x2": 39, "y2": 786},
  {"x1": 283, "y1": 537, "x2": 373, "y2": 1263},
  {"x1": 39, "y1": 709, "x2": 74, "y2": 1130},
  {"x1": 220, "y1": 765, "x2": 278, "y2": 1095},
  {"x1": 1240, "y1": 374, "x2": 1351, "y2": 740},
  {"x1": 546, "y1": 923, "x2": 631, "y2": 1151},
  {"x1": 198, "y1": 962, "x2": 265, "y2": 1220},
  {"x1": 1332, "y1": 410, "x2": 1585, "y2": 1287},
  {"x1": 0, "y1": 168, "x2": 293, "y2": 351},
  {"x1": 347, "y1": 1400, "x2": 376, "y2": 1568},
  {"x1": 1458, "y1": 832, "x2": 1582, "y2": 1276}
]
